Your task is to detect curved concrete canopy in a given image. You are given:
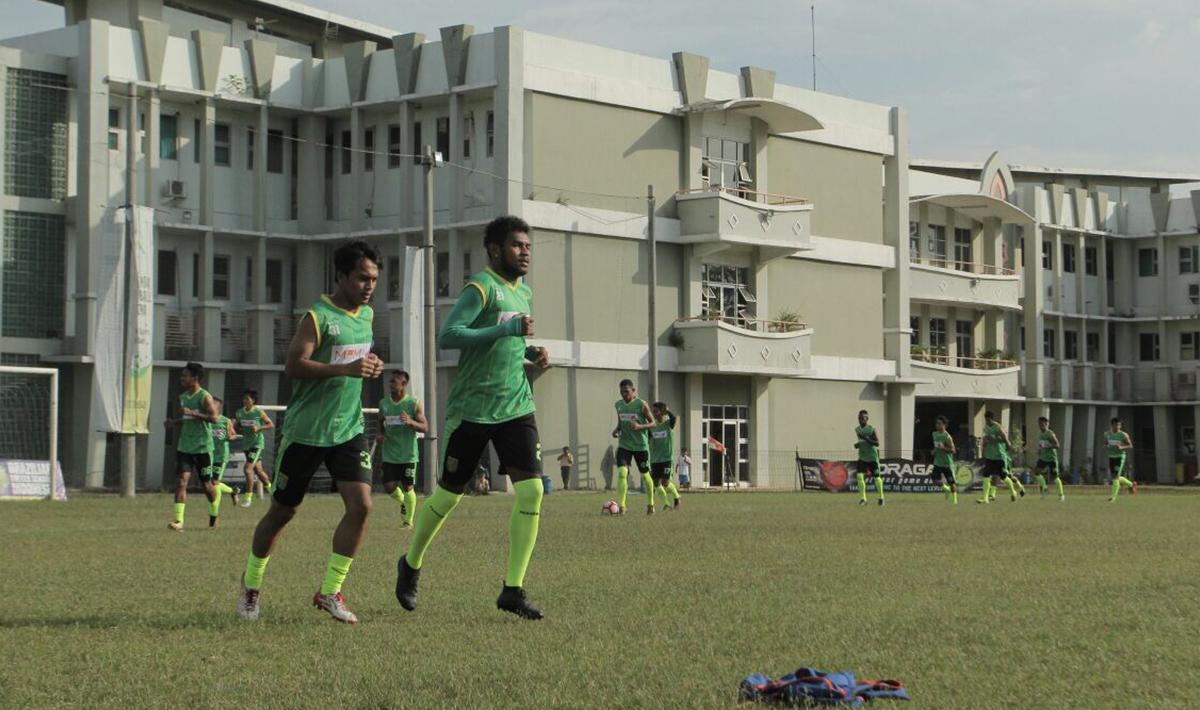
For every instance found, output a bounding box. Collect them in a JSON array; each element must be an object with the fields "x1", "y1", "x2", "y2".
[
  {"x1": 910, "y1": 193, "x2": 1035, "y2": 226},
  {"x1": 681, "y1": 98, "x2": 823, "y2": 133}
]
